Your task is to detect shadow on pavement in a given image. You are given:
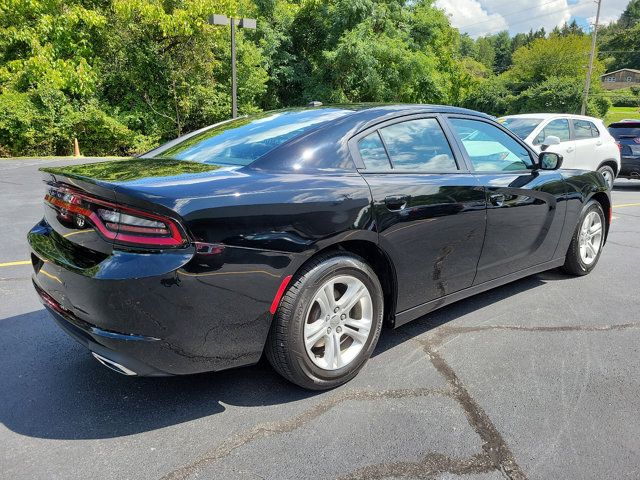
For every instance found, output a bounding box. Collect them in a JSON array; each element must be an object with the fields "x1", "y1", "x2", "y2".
[{"x1": 0, "y1": 270, "x2": 559, "y2": 441}]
